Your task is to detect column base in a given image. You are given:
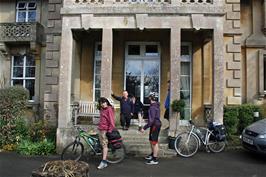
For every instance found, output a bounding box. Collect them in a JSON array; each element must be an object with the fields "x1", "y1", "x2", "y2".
[{"x1": 56, "y1": 127, "x2": 76, "y2": 154}]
